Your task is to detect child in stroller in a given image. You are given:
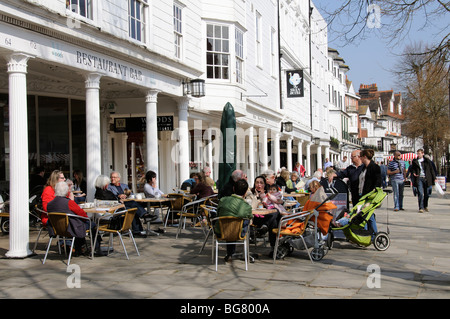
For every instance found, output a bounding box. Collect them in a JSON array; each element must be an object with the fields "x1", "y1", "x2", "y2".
[{"x1": 330, "y1": 187, "x2": 390, "y2": 251}]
